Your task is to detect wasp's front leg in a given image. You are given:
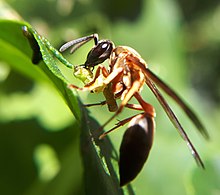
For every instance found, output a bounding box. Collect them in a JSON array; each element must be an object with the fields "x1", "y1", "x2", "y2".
[
  {"x1": 69, "y1": 65, "x2": 120, "y2": 112},
  {"x1": 68, "y1": 65, "x2": 108, "y2": 92}
]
